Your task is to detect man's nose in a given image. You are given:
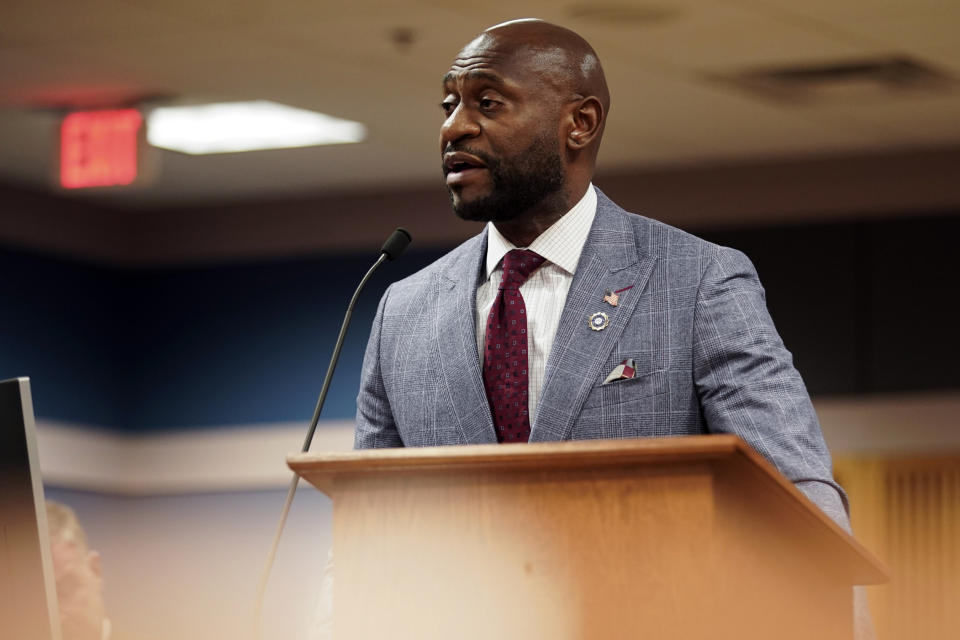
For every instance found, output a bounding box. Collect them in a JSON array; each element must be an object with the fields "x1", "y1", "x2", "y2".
[{"x1": 440, "y1": 104, "x2": 480, "y2": 147}]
